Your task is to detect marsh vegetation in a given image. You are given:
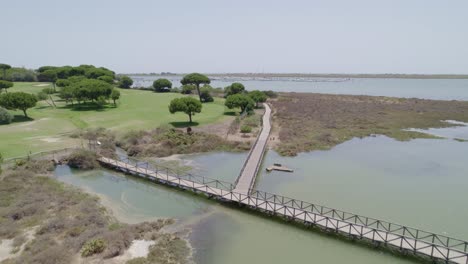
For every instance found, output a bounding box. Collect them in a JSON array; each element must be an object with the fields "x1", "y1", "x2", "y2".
[{"x1": 271, "y1": 93, "x2": 468, "y2": 156}]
